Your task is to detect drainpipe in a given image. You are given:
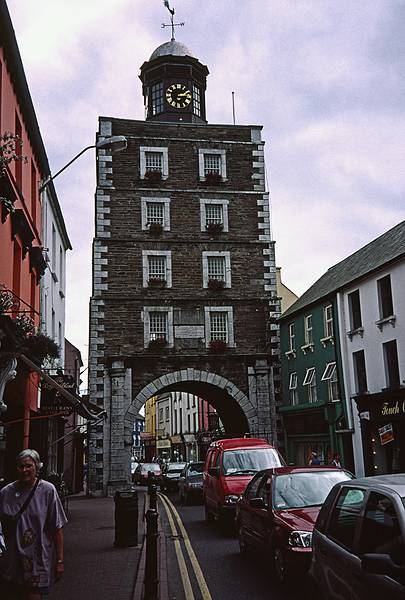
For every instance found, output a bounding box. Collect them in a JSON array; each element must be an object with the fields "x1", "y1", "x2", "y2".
[{"x1": 22, "y1": 373, "x2": 32, "y2": 450}]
